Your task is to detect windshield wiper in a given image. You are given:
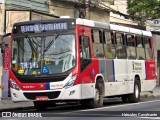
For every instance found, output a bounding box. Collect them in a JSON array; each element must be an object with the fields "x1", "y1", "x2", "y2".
[
  {"x1": 26, "y1": 37, "x2": 37, "y2": 53},
  {"x1": 31, "y1": 39, "x2": 41, "y2": 47},
  {"x1": 44, "y1": 34, "x2": 59, "y2": 52}
]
